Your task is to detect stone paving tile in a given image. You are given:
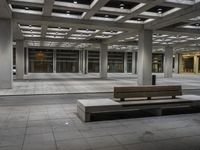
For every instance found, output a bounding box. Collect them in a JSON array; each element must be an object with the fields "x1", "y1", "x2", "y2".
[
  {"x1": 57, "y1": 138, "x2": 92, "y2": 150},
  {"x1": 0, "y1": 93, "x2": 200, "y2": 150},
  {"x1": 1, "y1": 73, "x2": 200, "y2": 96},
  {"x1": 86, "y1": 136, "x2": 120, "y2": 149}
]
